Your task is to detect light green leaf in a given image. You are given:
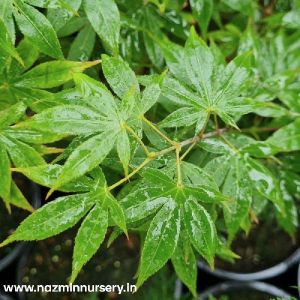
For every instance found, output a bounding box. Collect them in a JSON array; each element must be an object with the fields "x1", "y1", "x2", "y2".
[
  {"x1": 139, "y1": 83, "x2": 161, "y2": 115},
  {"x1": 137, "y1": 201, "x2": 181, "y2": 288},
  {"x1": 160, "y1": 107, "x2": 200, "y2": 128},
  {"x1": 0, "y1": 144, "x2": 11, "y2": 201},
  {"x1": 190, "y1": 0, "x2": 213, "y2": 36},
  {"x1": 9, "y1": 38, "x2": 39, "y2": 75},
  {"x1": 0, "y1": 102, "x2": 26, "y2": 129},
  {"x1": 0, "y1": 0, "x2": 15, "y2": 43},
  {"x1": 68, "y1": 24, "x2": 96, "y2": 61},
  {"x1": 8, "y1": 181, "x2": 33, "y2": 212},
  {"x1": 71, "y1": 203, "x2": 108, "y2": 283},
  {"x1": 241, "y1": 141, "x2": 279, "y2": 158},
  {"x1": 53, "y1": 132, "x2": 117, "y2": 189},
  {"x1": 116, "y1": 130, "x2": 130, "y2": 176},
  {"x1": 74, "y1": 73, "x2": 117, "y2": 115},
  {"x1": 84, "y1": 0, "x2": 120, "y2": 54},
  {"x1": 222, "y1": 157, "x2": 252, "y2": 242},
  {"x1": 12, "y1": 0, "x2": 63, "y2": 59},
  {"x1": 122, "y1": 186, "x2": 169, "y2": 224},
  {"x1": 14, "y1": 60, "x2": 100, "y2": 89},
  {"x1": 141, "y1": 168, "x2": 174, "y2": 188},
  {"x1": 13, "y1": 164, "x2": 93, "y2": 192},
  {"x1": 267, "y1": 119, "x2": 300, "y2": 152},
  {"x1": 245, "y1": 157, "x2": 284, "y2": 213},
  {"x1": 3, "y1": 127, "x2": 65, "y2": 144},
  {"x1": 106, "y1": 193, "x2": 127, "y2": 235},
  {"x1": 184, "y1": 197, "x2": 216, "y2": 268},
  {"x1": 162, "y1": 77, "x2": 202, "y2": 107},
  {"x1": 0, "y1": 18, "x2": 23, "y2": 65},
  {"x1": 20, "y1": 105, "x2": 107, "y2": 135},
  {"x1": 0, "y1": 134, "x2": 45, "y2": 167},
  {"x1": 47, "y1": 0, "x2": 82, "y2": 32},
  {"x1": 101, "y1": 54, "x2": 139, "y2": 99},
  {"x1": 0, "y1": 193, "x2": 94, "y2": 246}
]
